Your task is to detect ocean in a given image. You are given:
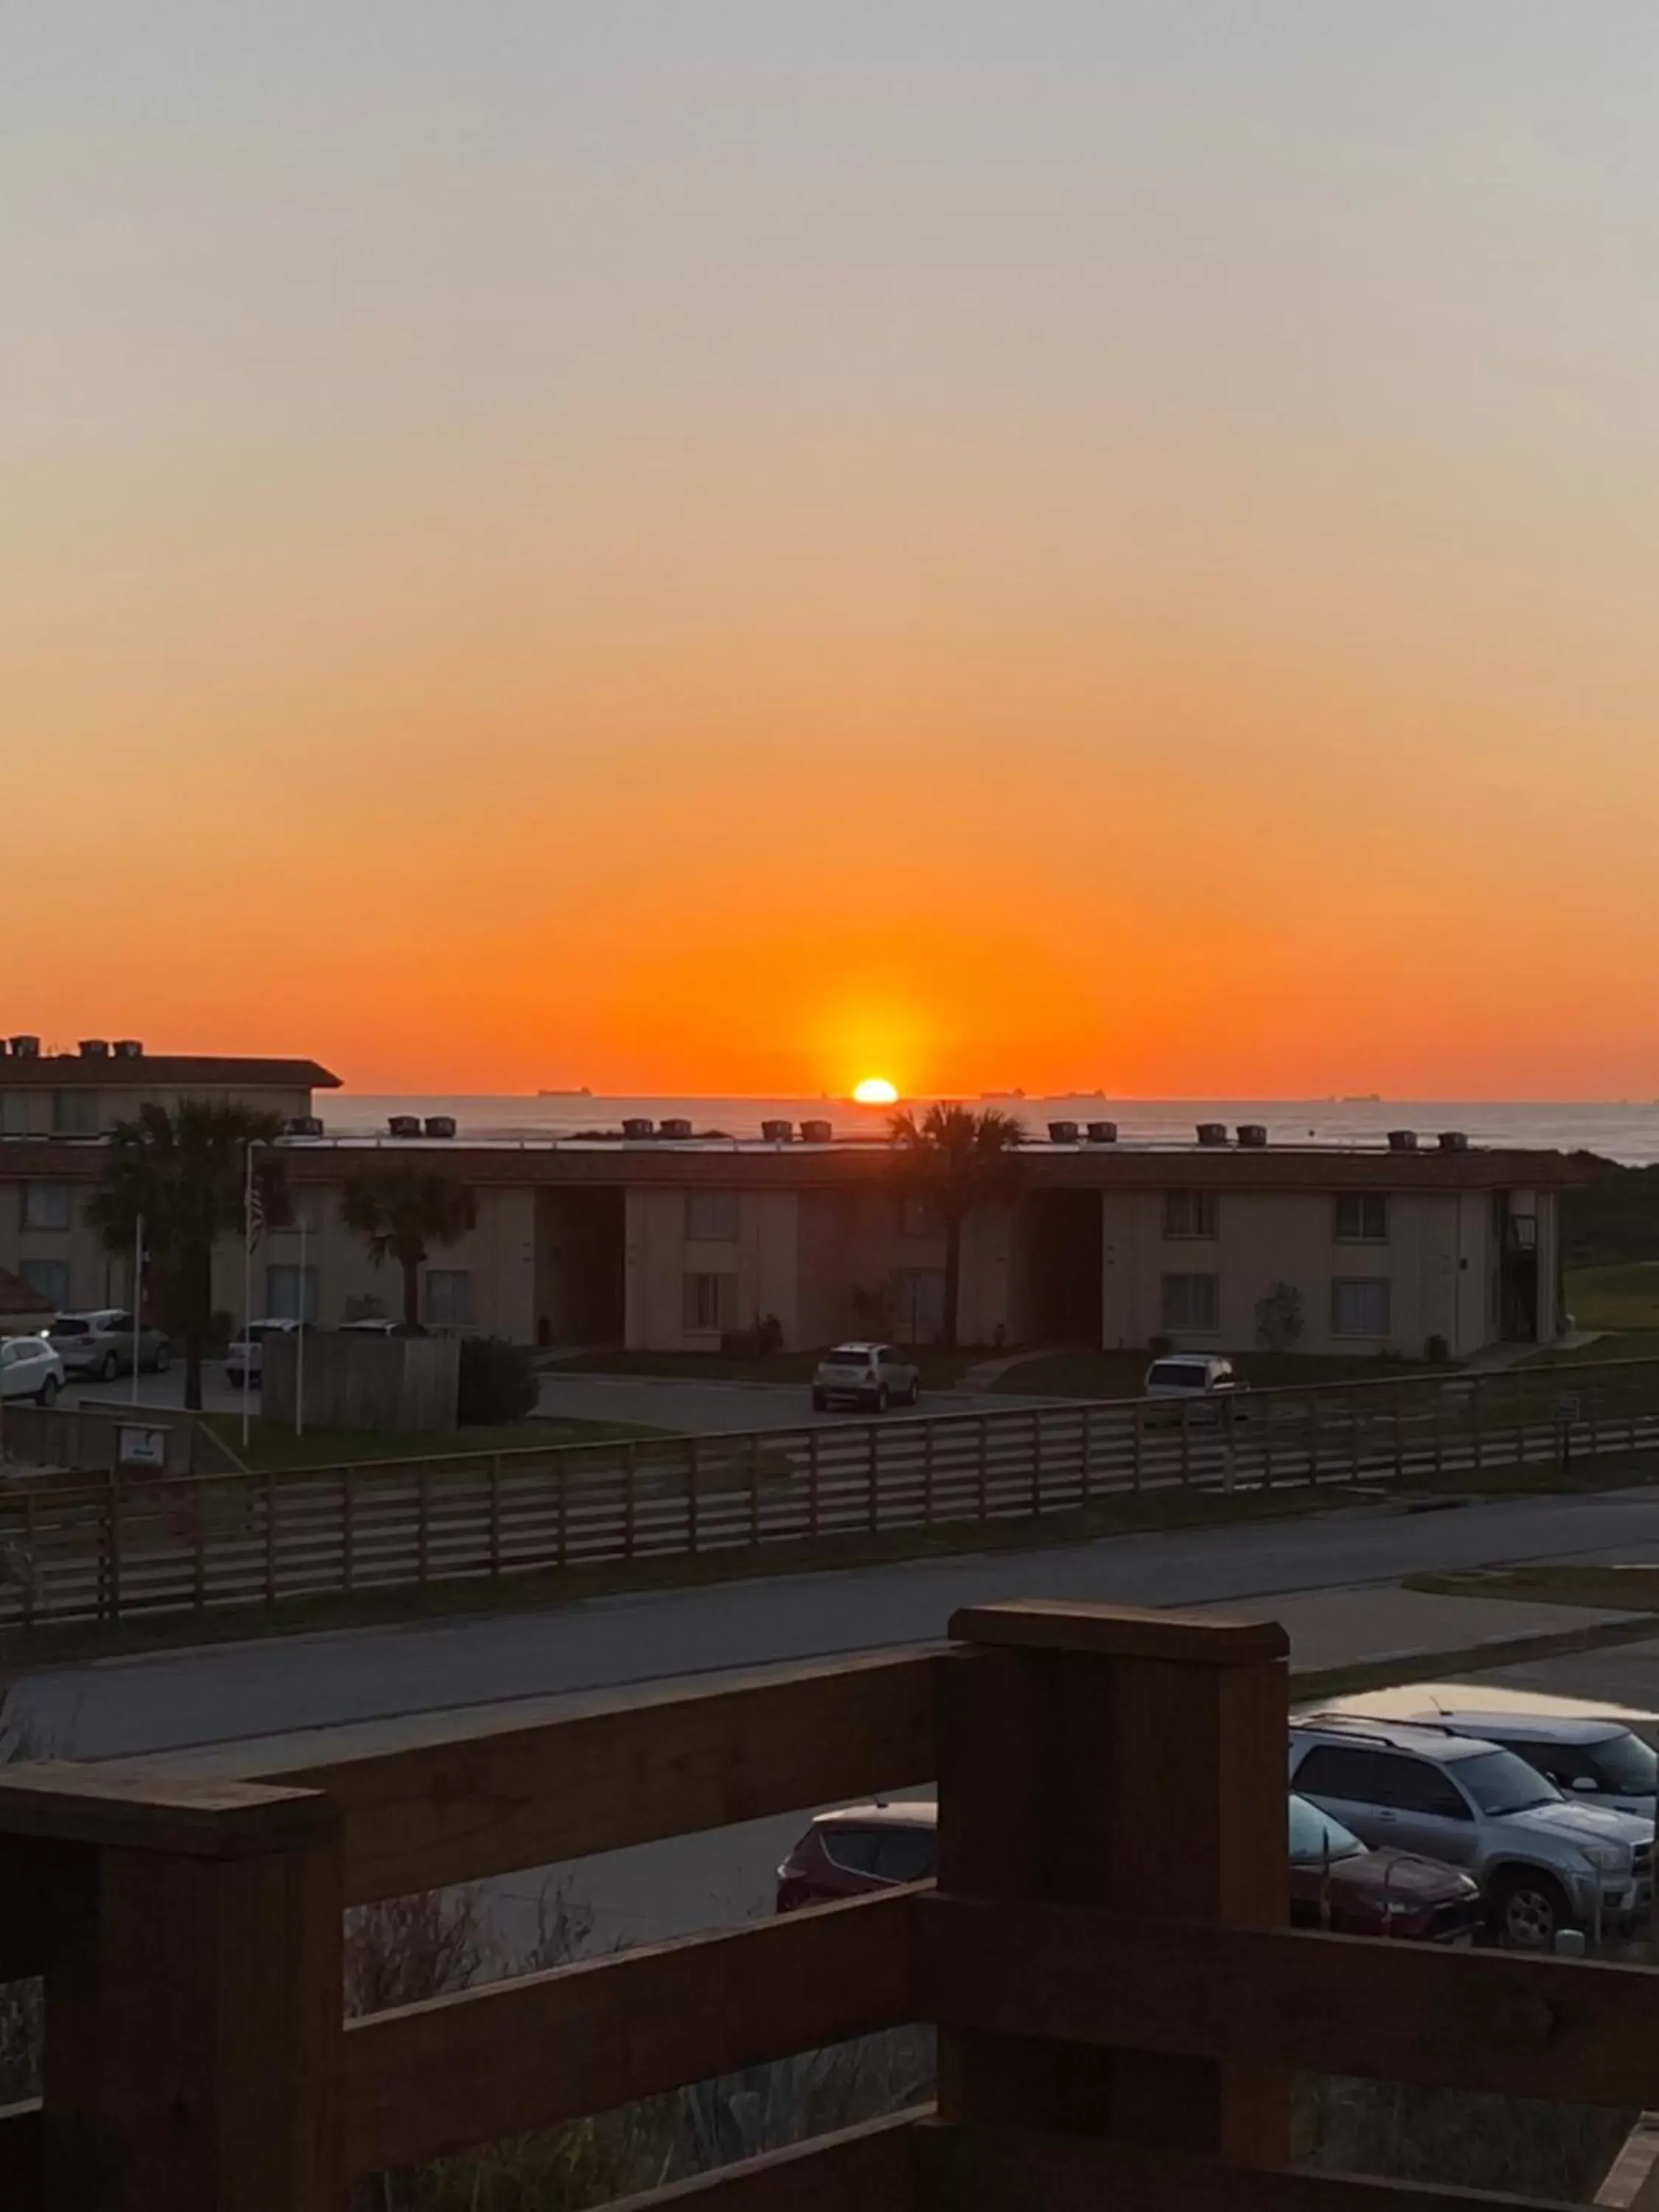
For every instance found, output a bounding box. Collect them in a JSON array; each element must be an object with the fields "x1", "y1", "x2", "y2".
[{"x1": 327, "y1": 1096, "x2": 1659, "y2": 1165}]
